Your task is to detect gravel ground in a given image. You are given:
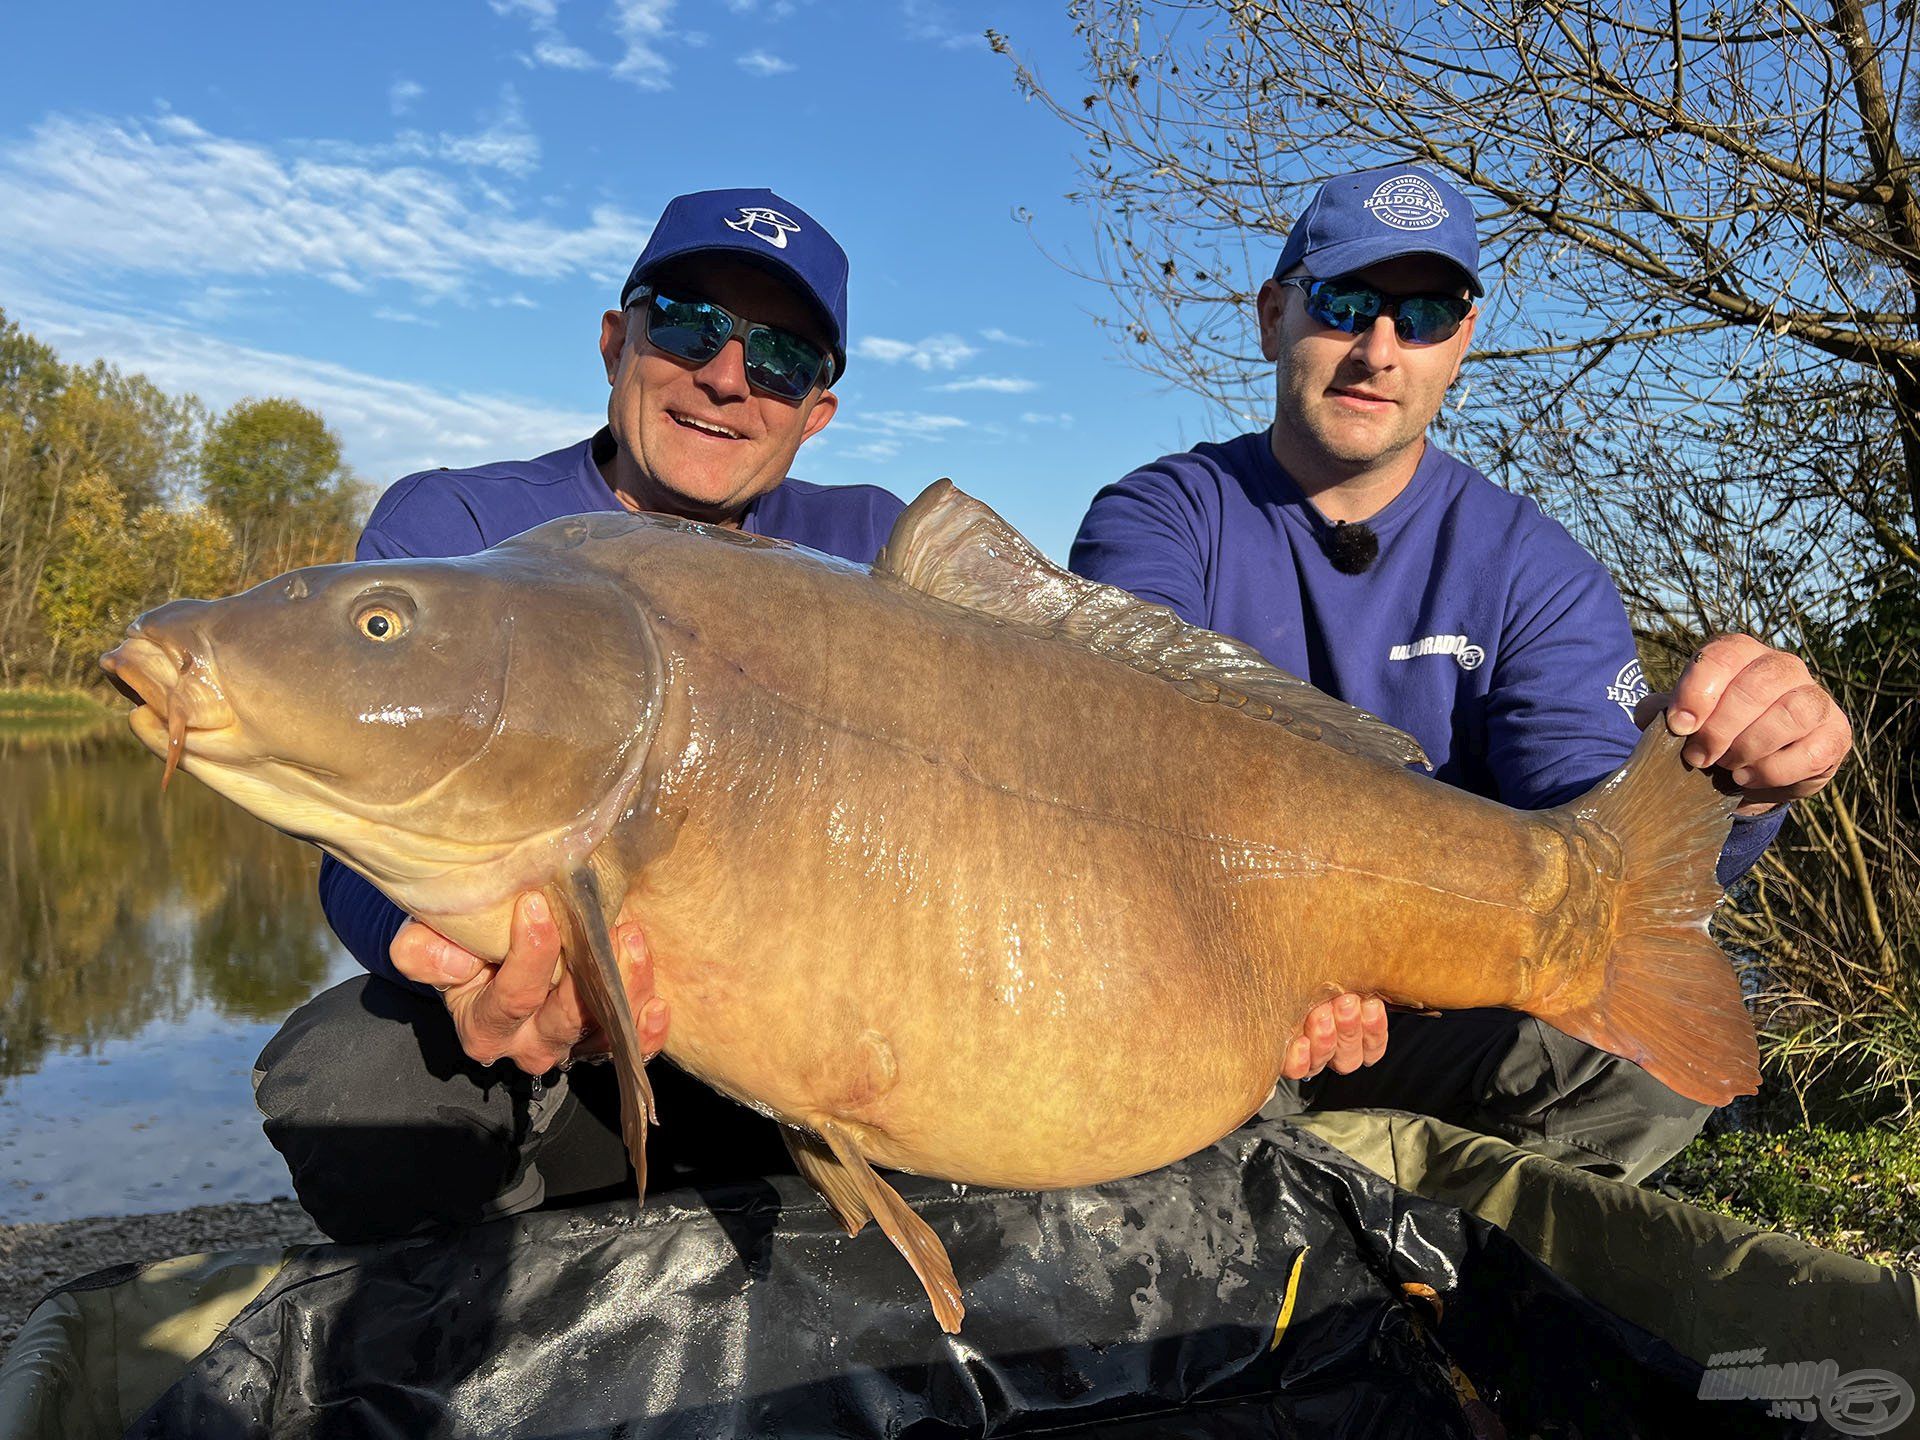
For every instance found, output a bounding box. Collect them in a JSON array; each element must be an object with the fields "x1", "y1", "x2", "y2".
[{"x1": 0, "y1": 1199, "x2": 322, "y2": 1361}]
